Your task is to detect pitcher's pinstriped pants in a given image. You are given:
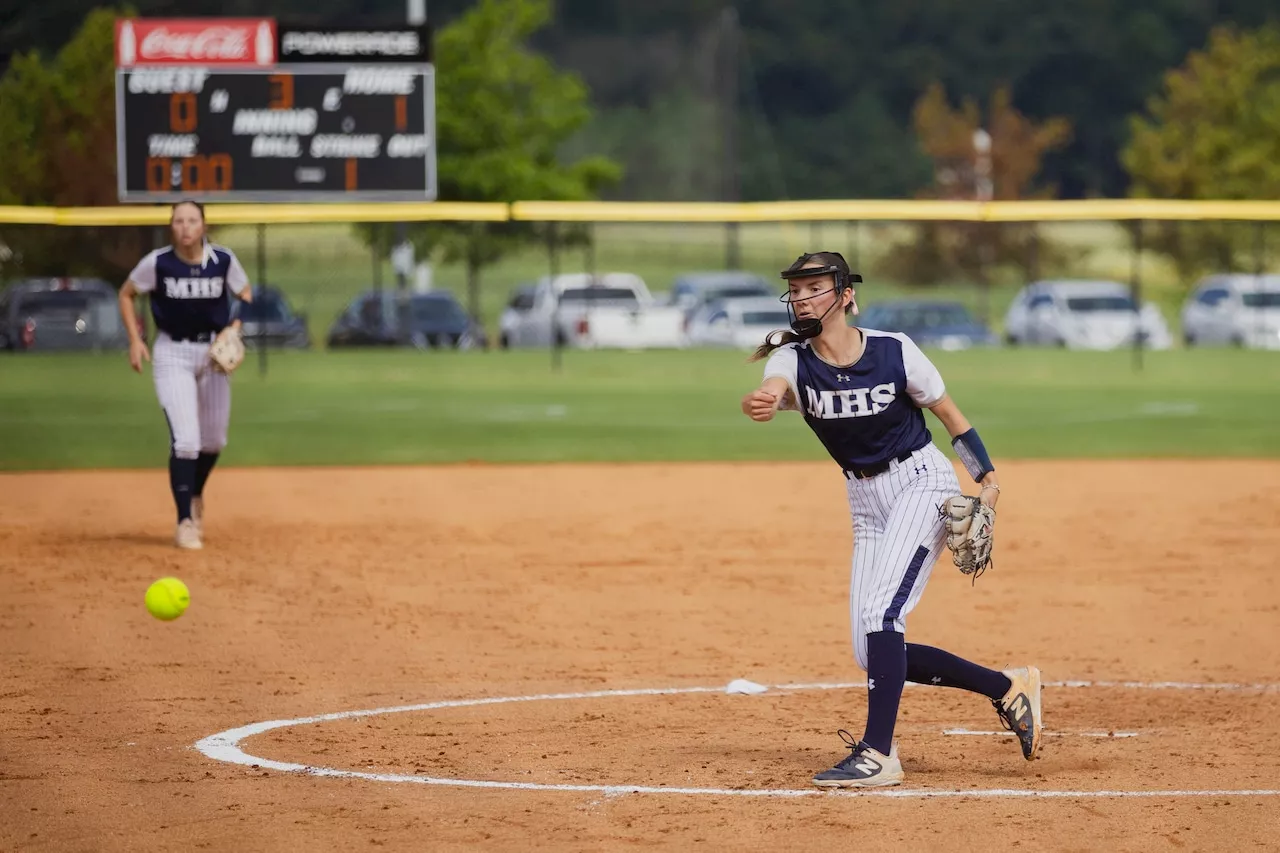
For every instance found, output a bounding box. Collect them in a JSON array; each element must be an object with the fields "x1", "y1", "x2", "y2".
[
  {"x1": 152, "y1": 333, "x2": 231, "y2": 460},
  {"x1": 845, "y1": 443, "x2": 960, "y2": 670}
]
